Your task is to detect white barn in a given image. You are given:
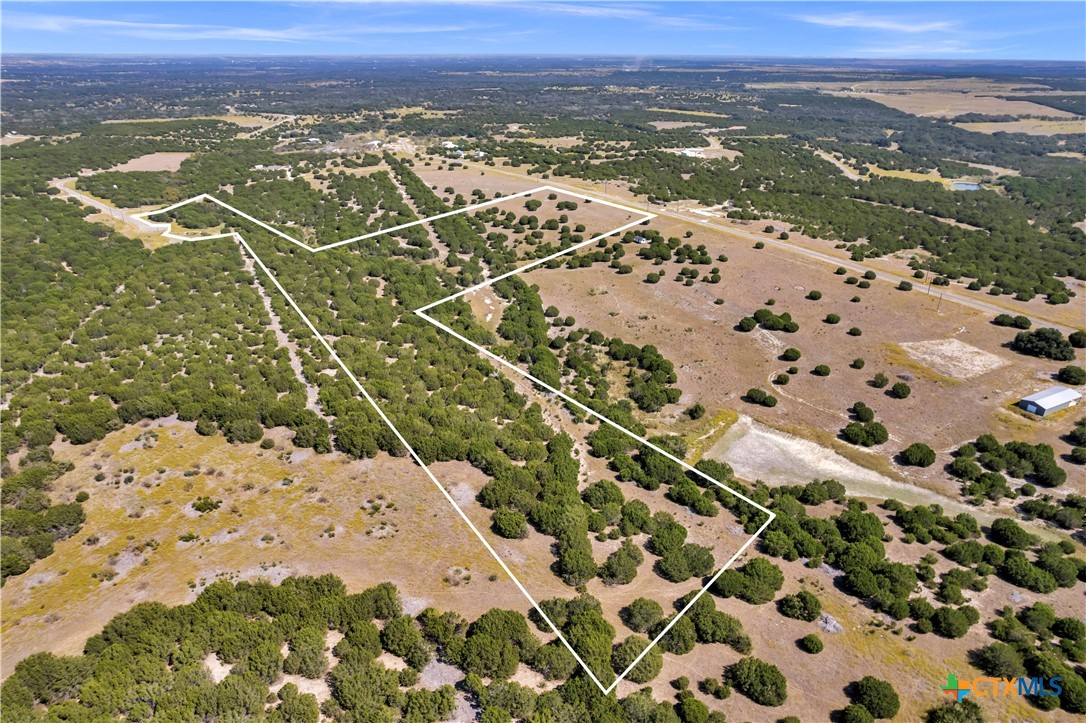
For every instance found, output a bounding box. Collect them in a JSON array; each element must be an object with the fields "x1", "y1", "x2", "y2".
[{"x1": 1018, "y1": 386, "x2": 1081, "y2": 417}]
